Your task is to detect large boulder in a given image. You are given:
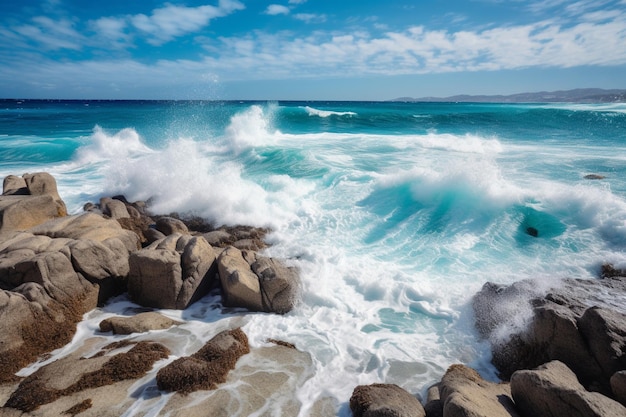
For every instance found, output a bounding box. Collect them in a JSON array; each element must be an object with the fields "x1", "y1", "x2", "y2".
[
  {"x1": 156, "y1": 328, "x2": 249, "y2": 393},
  {"x1": 349, "y1": 383, "x2": 425, "y2": 417},
  {"x1": 217, "y1": 246, "x2": 299, "y2": 314},
  {"x1": 510, "y1": 361, "x2": 626, "y2": 417},
  {"x1": 438, "y1": 364, "x2": 519, "y2": 417},
  {"x1": 128, "y1": 235, "x2": 217, "y2": 309},
  {"x1": 0, "y1": 250, "x2": 99, "y2": 383},
  {"x1": 28, "y1": 213, "x2": 140, "y2": 253},
  {"x1": 0, "y1": 173, "x2": 68, "y2": 234},
  {"x1": 578, "y1": 307, "x2": 626, "y2": 379},
  {"x1": 473, "y1": 275, "x2": 626, "y2": 392}
]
